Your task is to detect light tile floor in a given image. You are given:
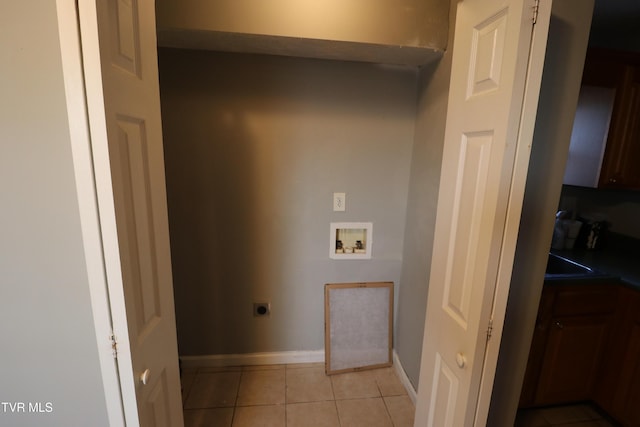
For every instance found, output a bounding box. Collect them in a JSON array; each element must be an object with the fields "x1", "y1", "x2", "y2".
[
  {"x1": 515, "y1": 404, "x2": 620, "y2": 427},
  {"x1": 181, "y1": 363, "x2": 415, "y2": 427}
]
